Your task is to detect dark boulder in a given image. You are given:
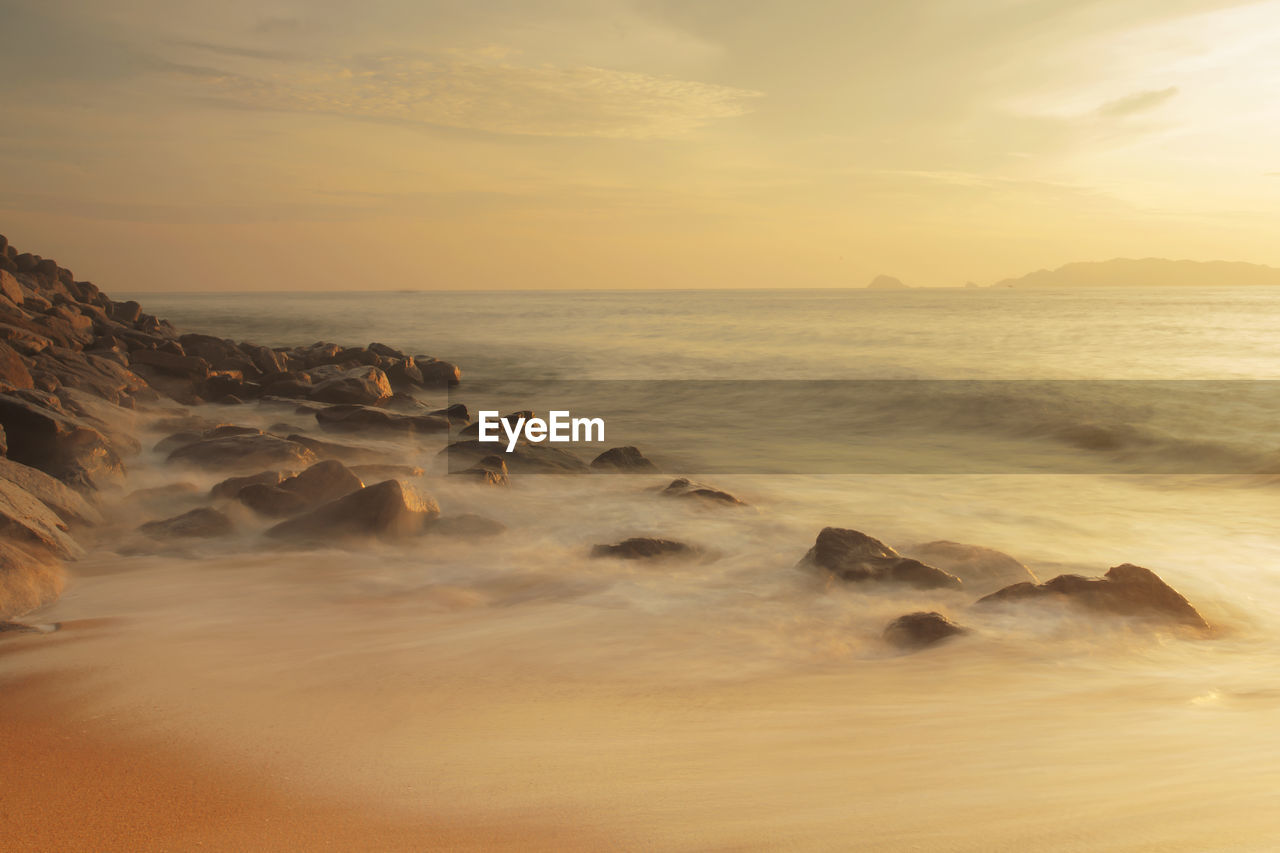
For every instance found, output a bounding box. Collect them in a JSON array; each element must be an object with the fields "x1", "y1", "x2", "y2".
[
  {"x1": 129, "y1": 348, "x2": 211, "y2": 380},
  {"x1": 0, "y1": 340, "x2": 34, "y2": 390},
  {"x1": 590, "y1": 446, "x2": 656, "y2": 472},
  {"x1": 430, "y1": 403, "x2": 469, "y2": 425},
  {"x1": 138, "y1": 507, "x2": 233, "y2": 539},
  {"x1": 660, "y1": 478, "x2": 745, "y2": 506},
  {"x1": 799, "y1": 527, "x2": 962, "y2": 590},
  {"x1": 166, "y1": 434, "x2": 317, "y2": 472},
  {"x1": 458, "y1": 411, "x2": 533, "y2": 442},
  {"x1": 883, "y1": 612, "x2": 968, "y2": 649},
  {"x1": 441, "y1": 439, "x2": 588, "y2": 474},
  {"x1": 308, "y1": 366, "x2": 393, "y2": 405},
  {"x1": 0, "y1": 393, "x2": 124, "y2": 489},
  {"x1": 415, "y1": 357, "x2": 461, "y2": 387},
  {"x1": 210, "y1": 470, "x2": 290, "y2": 500},
  {"x1": 976, "y1": 563, "x2": 1209, "y2": 631},
  {"x1": 266, "y1": 479, "x2": 439, "y2": 542},
  {"x1": 237, "y1": 483, "x2": 312, "y2": 518},
  {"x1": 0, "y1": 458, "x2": 103, "y2": 527},
  {"x1": 591, "y1": 537, "x2": 697, "y2": 560}
]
